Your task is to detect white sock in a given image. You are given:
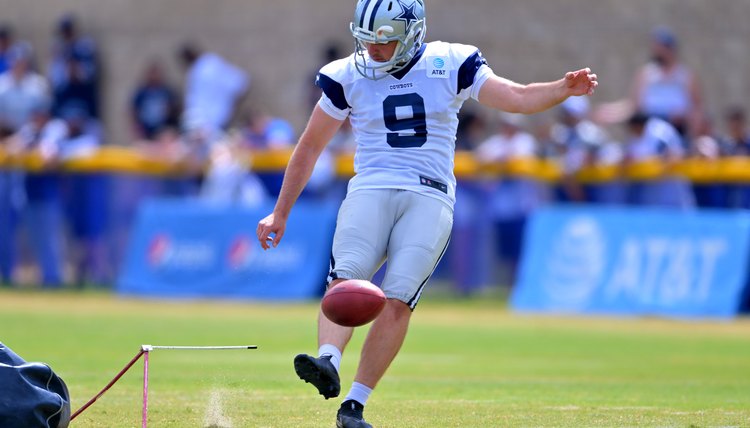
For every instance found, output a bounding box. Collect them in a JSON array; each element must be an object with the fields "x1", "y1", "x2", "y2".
[
  {"x1": 318, "y1": 344, "x2": 341, "y2": 373},
  {"x1": 344, "y1": 381, "x2": 373, "y2": 407}
]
